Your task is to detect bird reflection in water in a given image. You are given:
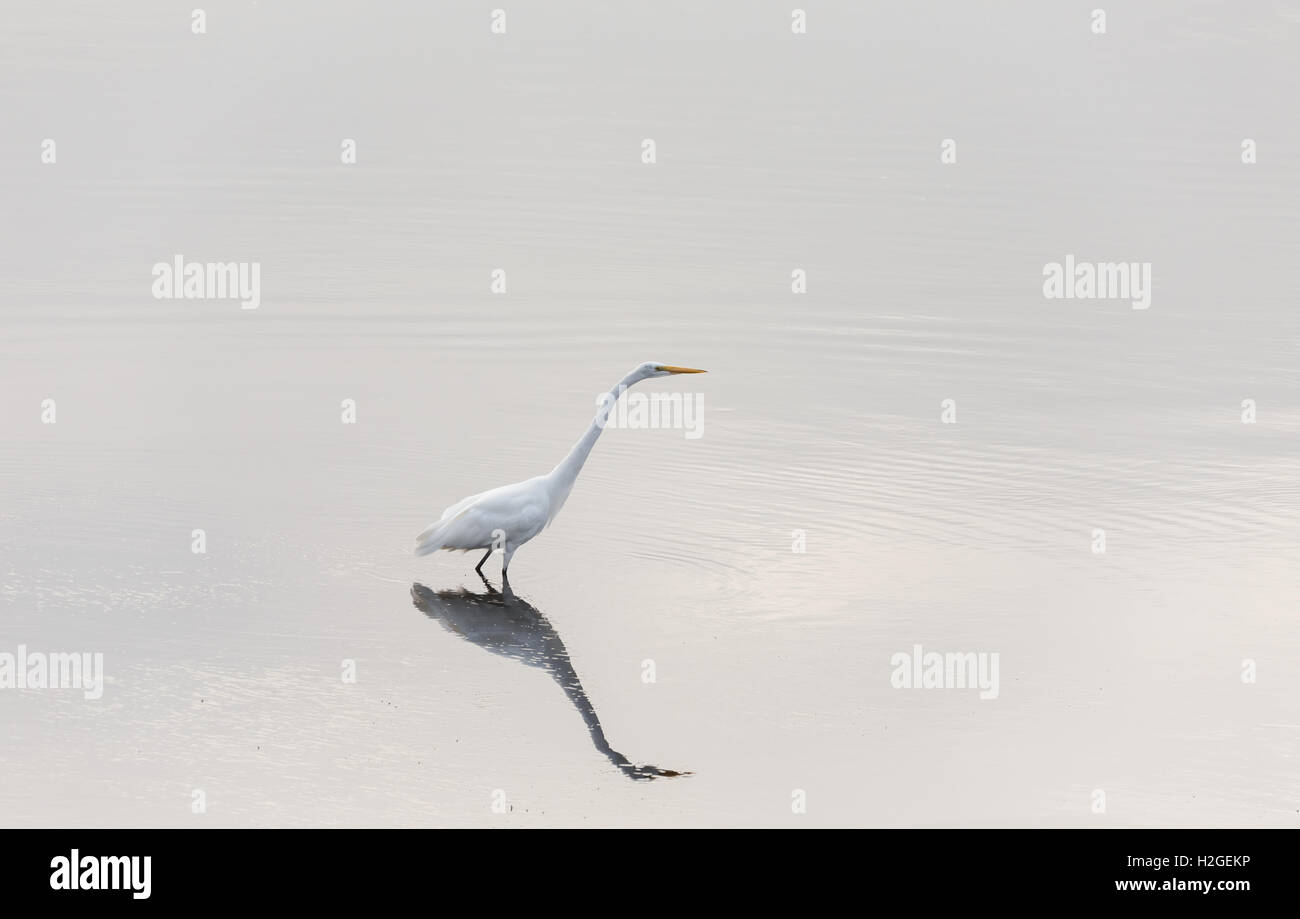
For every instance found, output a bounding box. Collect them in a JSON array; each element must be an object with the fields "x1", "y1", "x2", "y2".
[{"x1": 411, "y1": 576, "x2": 689, "y2": 781}]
